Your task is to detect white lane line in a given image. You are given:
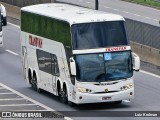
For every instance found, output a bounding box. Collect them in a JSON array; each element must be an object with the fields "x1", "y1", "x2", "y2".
[
  {"x1": 0, "y1": 83, "x2": 72, "y2": 120},
  {"x1": 0, "y1": 98, "x2": 25, "y2": 101},
  {"x1": 122, "y1": 11, "x2": 129, "y2": 14},
  {"x1": 113, "y1": 9, "x2": 119, "y2": 11},
  {"x1": 145, "y1": 17, "x2": 152, "y2": 20},
  {"x1": 140, "y1": 70, "x2": 160, "y2": 79},
  {"x1": 104, "y1": 6, "x2": 110, "y2": 9},
  {"x1": 0, "y1": 92, "x2": 14, "y2": 95},
  {"x1": 86, "y1": 1, "x2": 91, "y2": 4},
  {"x1": 133, "y1": 14, "x2": 140, "y2": 16},
  {"x1": 8, "y1": 22, "x2": 20, "y2": 28},
  {"x1": 103, "y1": 5, "x2": 158, "y2": 22},
  {"x1": 0, "y1": 104, "x2": 36, "y2": 107},
  {"x1": 0, "y1": 83, "x2": 53, "y2": 111},
  {"x1": 5, "y1": 49, "x2": 19, "y2": 56},
  {"x1": 0, "y1": 87, "x2": 5, "y2": 90},
  {"x1": 153, "y1": 19, "x2": 159, "y2": 21}
]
